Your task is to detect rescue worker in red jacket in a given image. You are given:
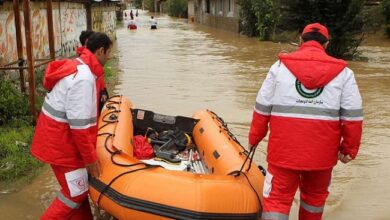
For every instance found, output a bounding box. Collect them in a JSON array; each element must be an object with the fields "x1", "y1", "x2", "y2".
[
  {"x1": 31, "y1": 32, "x2": 112, "y2": 220},
  {"x1": 78, "y1": 30, "x2": 109, "y2": 111},
  {"x1": 248, "y1": 23, "x2": 363, "y2": 220}
]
